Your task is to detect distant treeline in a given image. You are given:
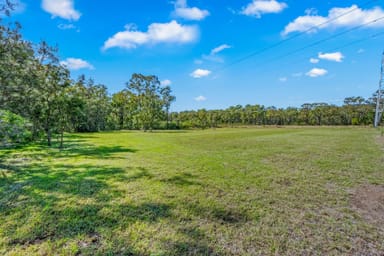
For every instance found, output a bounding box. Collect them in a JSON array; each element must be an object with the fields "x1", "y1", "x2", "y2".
[{"x1": 170, "y1": 97, "x2": 380, "y2": 129}]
